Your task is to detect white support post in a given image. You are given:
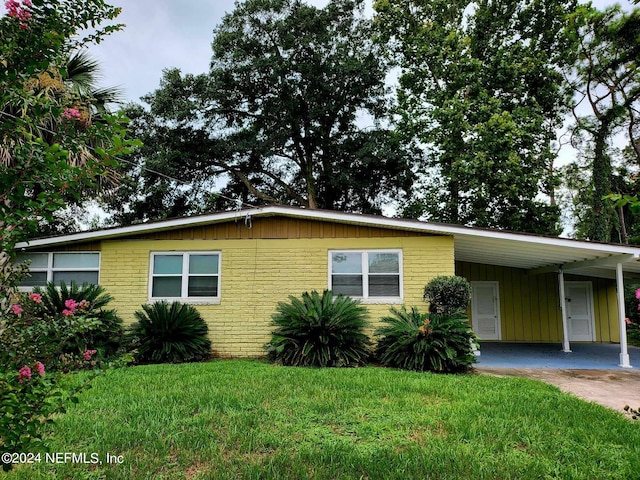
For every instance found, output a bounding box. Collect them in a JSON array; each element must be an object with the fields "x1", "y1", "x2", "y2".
[
  {"x1": 559, "y1": 268, "x2": 571, "y2": 353},
  {"x1": 616, "y1": 262, "x2": 632, "y2": 368}
]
